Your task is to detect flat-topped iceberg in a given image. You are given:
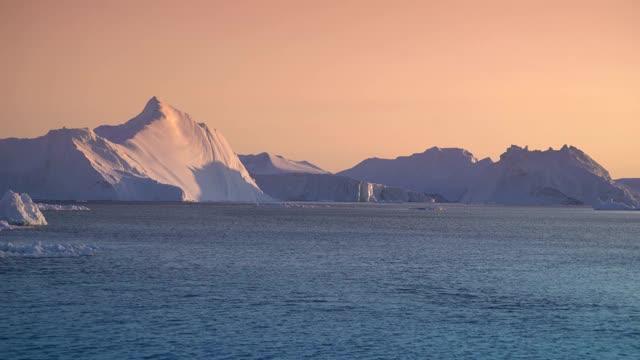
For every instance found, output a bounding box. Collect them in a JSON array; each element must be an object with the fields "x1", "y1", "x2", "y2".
[{"x1": 0, "y1": 190, "x2": 48, "y2": 226}]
